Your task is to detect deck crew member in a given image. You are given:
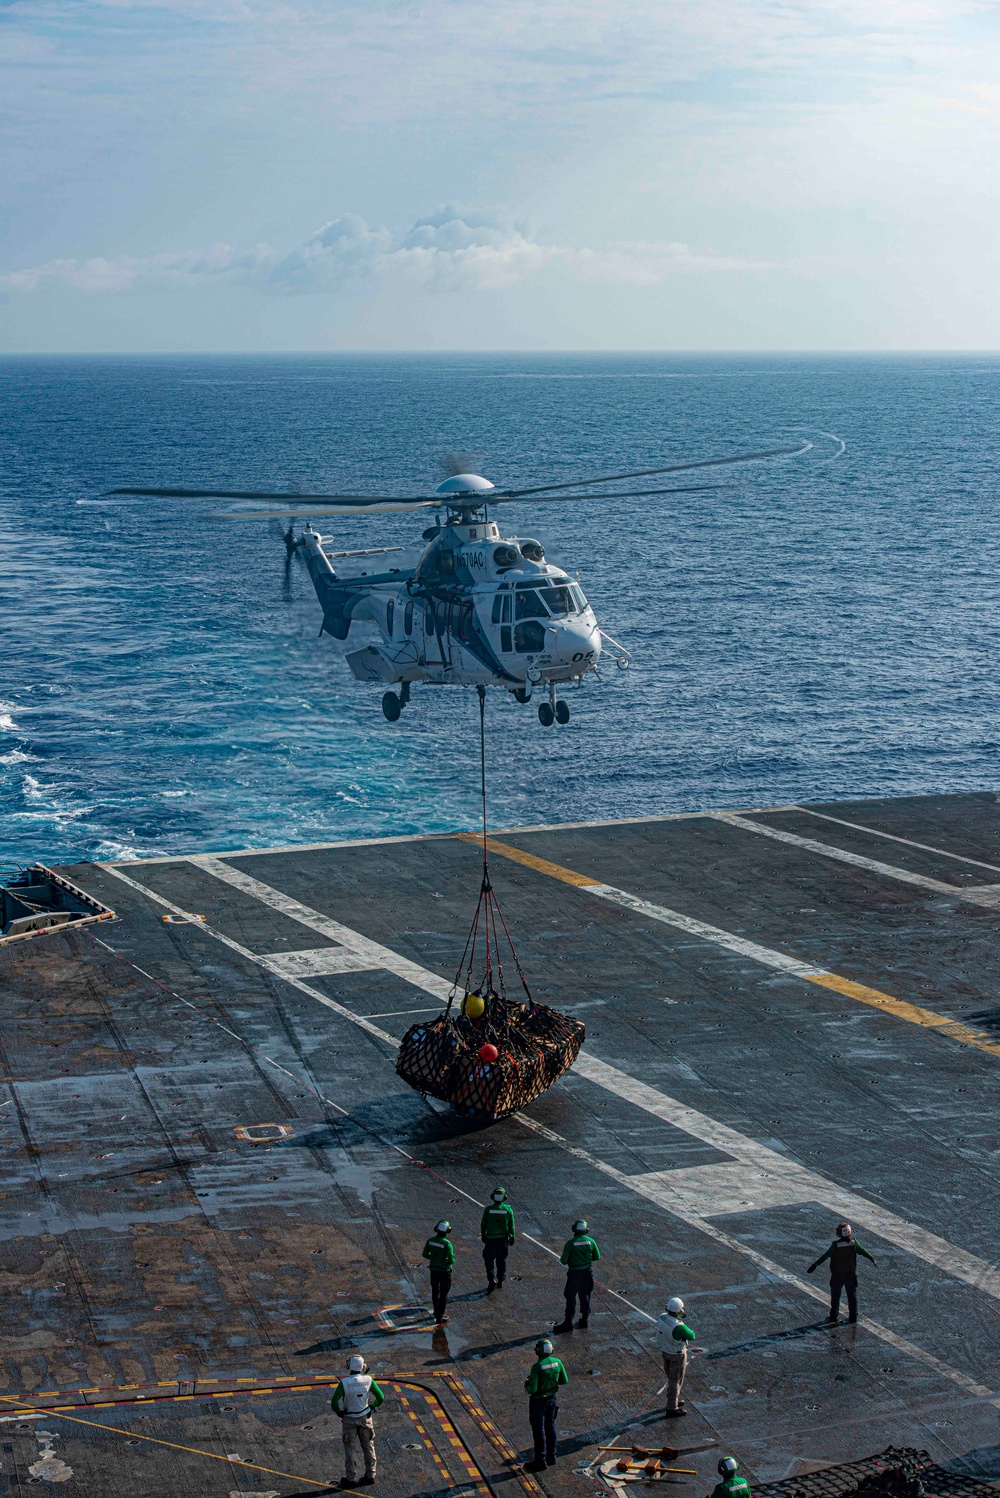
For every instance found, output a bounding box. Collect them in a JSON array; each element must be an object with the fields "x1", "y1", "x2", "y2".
[
  {"x1": 711, "y1": 1457, "x2": 752, "y2": 1498},
  {"x1": 481, "y1": 1187, "x2": 516, "y2": 1292},
  {"x1": 553, "y1": 1219, "x2": 600, "y2": 1332},
  {"x1": 657, "y1": 1296, "x2": 695, "y2": 1417},
  {"x1": 331, "y1": 1354, "x2": 384, "y2": 1488},
  {"x1": 422, "y1": 1220, "x2": 455, "y2": 1325},
  {"x1": 807, "y1": 1222, "x2": 876, "y2": 1324},
  {"x1": 524, "y1": 1337, "x2": 568, "y2": 1471}
]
